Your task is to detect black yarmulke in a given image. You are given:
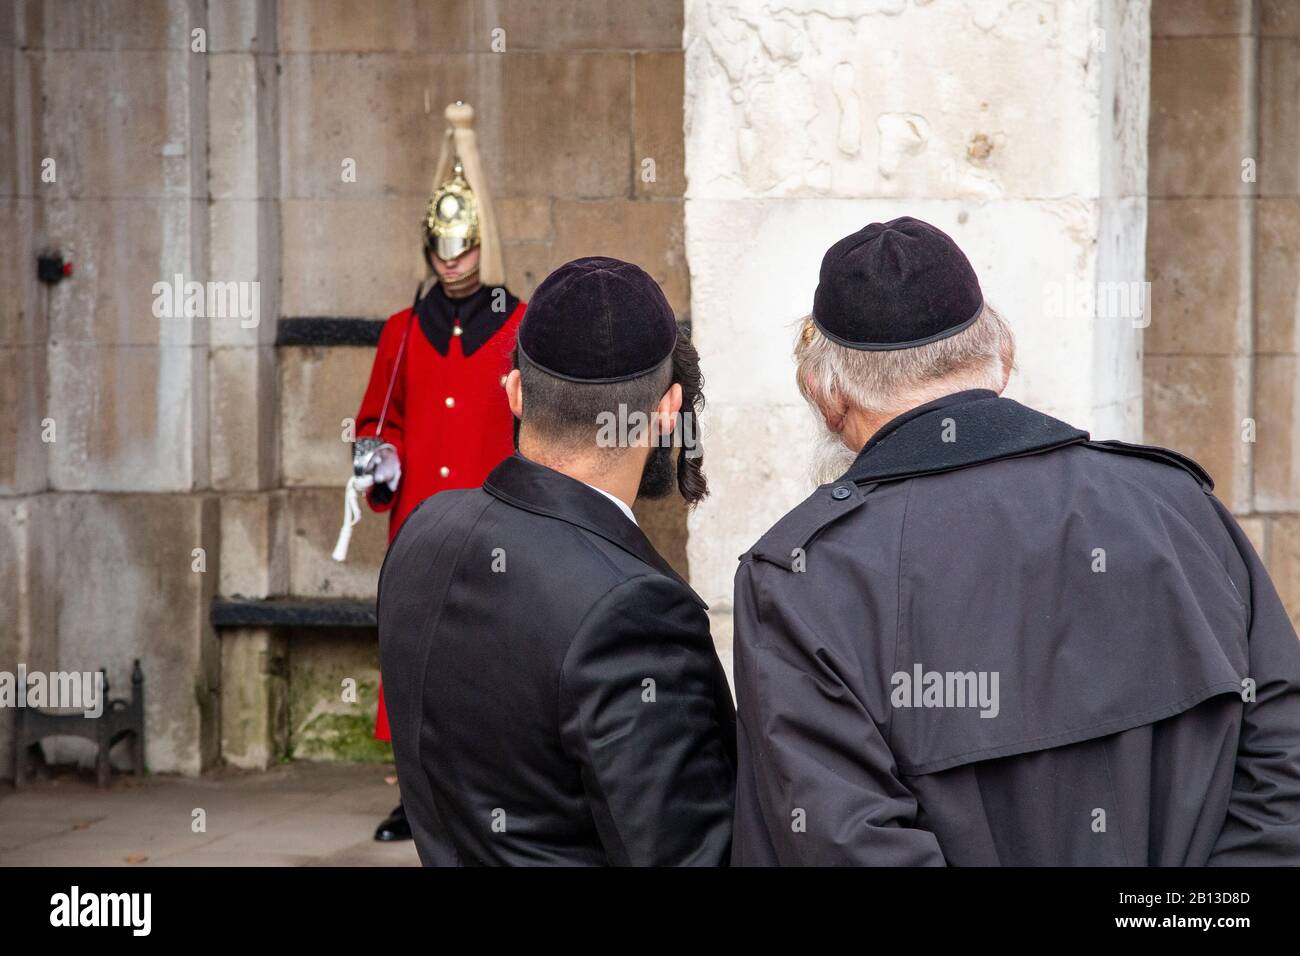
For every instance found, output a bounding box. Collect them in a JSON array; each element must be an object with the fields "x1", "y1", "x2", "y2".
[
  {"x1": 519, "y1": 257, "x2": 678, "y2": 382},
  {"x1": 812, "y1": 217, "x2": 984, "y2": 350}
]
